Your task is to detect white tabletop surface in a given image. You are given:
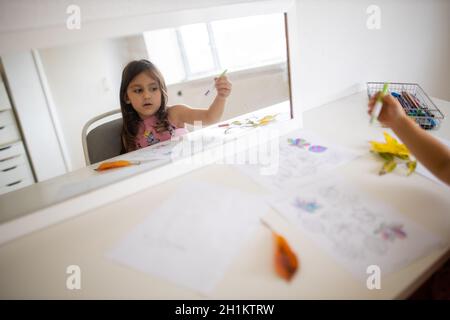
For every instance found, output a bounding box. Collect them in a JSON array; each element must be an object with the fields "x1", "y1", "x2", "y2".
[{"x1": 0, "y1": 92, "x2": 449, "y2": 299}]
